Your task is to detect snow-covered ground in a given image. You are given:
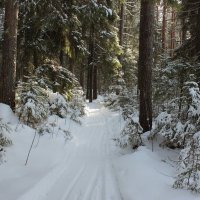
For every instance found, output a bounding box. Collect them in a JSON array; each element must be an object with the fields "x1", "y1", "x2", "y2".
[{"x1": 0, "y1": 101, "x2": 199, "y2": 200}]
